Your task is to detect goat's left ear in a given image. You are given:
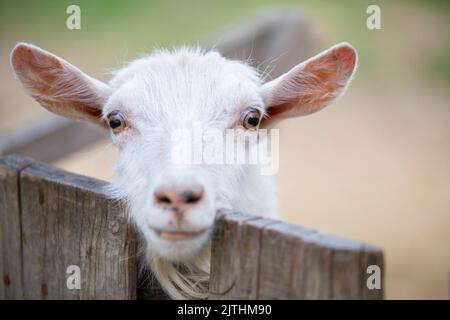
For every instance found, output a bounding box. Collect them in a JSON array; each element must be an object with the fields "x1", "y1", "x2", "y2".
[
  {"x1": 260, "y1": 42, "x2": 357, "y2": 127},
  {"x1": 10, "y1": 42, "x2": 110, "y2": 126}
]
